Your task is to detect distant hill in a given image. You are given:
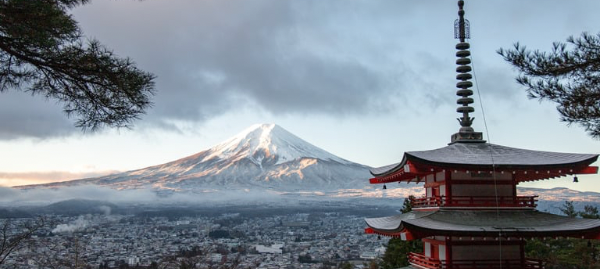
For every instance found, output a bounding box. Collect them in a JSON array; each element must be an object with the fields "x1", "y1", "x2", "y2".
[
  {"x1": 40, "y1": 199, "x2": 118, "y2": 216},
  {"x1": 0, "y1": 208, "x2": 33, "y2": 218}
]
